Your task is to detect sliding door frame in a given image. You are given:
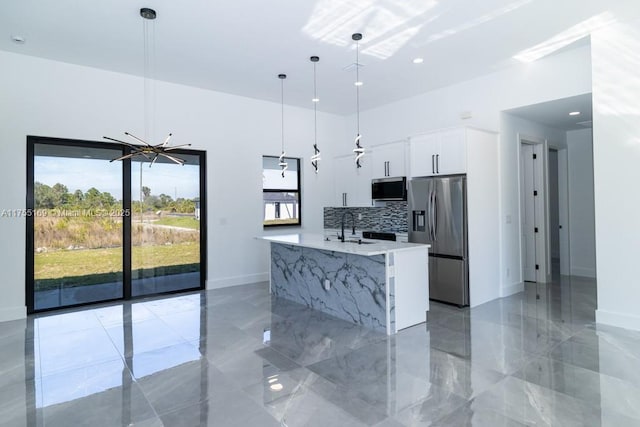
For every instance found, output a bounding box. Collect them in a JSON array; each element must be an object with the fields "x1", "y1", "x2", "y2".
[{"x1": 26, "y1": 135, "x2": 207, "y2": 314}]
